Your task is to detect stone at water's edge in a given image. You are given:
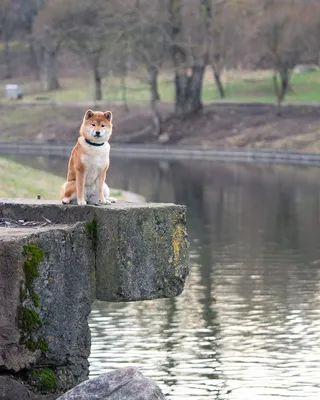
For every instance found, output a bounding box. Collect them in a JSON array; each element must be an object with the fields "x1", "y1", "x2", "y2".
[
  {"x1": 0, "y1": 376, "x2": 57, "y2": 400},
  {"x1": 95, "y1": 203, "x2": 189, "y2": 301},
  {"x1": 57, "y1": 367, "x2": 166, "y2": 400},
  {"x1": 0, "y1": 199, "x2": 189, "y2": 395},
  {"x1": 0, "y1": 376, "x2": 32, "y2": 400},
  {"x1": 0, "y1": 200, "x2": 189, "y2": 302},
  {"x1": 0, "y1": 224, "x2": 94, "y2": 389}
]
